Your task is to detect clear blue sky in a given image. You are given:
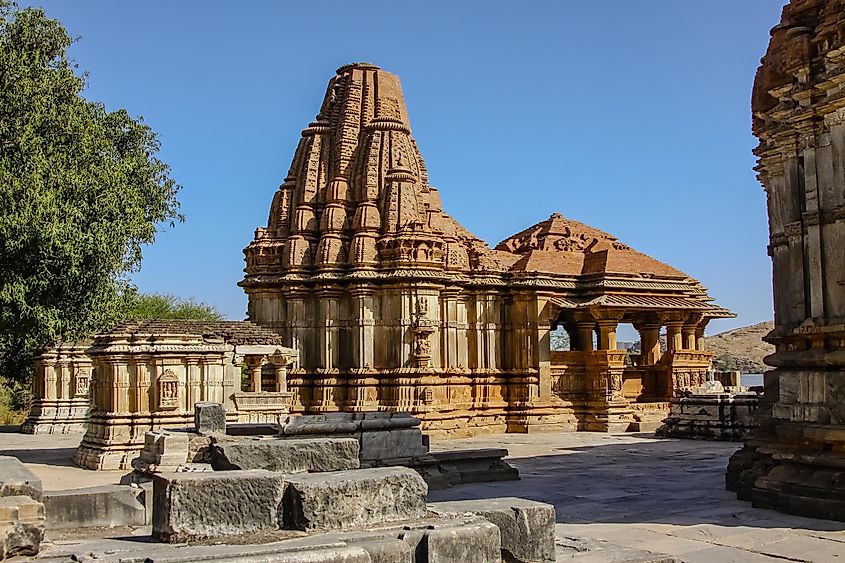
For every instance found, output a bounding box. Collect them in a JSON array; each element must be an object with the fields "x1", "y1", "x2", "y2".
[{"x1": 25, "y1": 1, "x2": 785, "y2": 337}]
